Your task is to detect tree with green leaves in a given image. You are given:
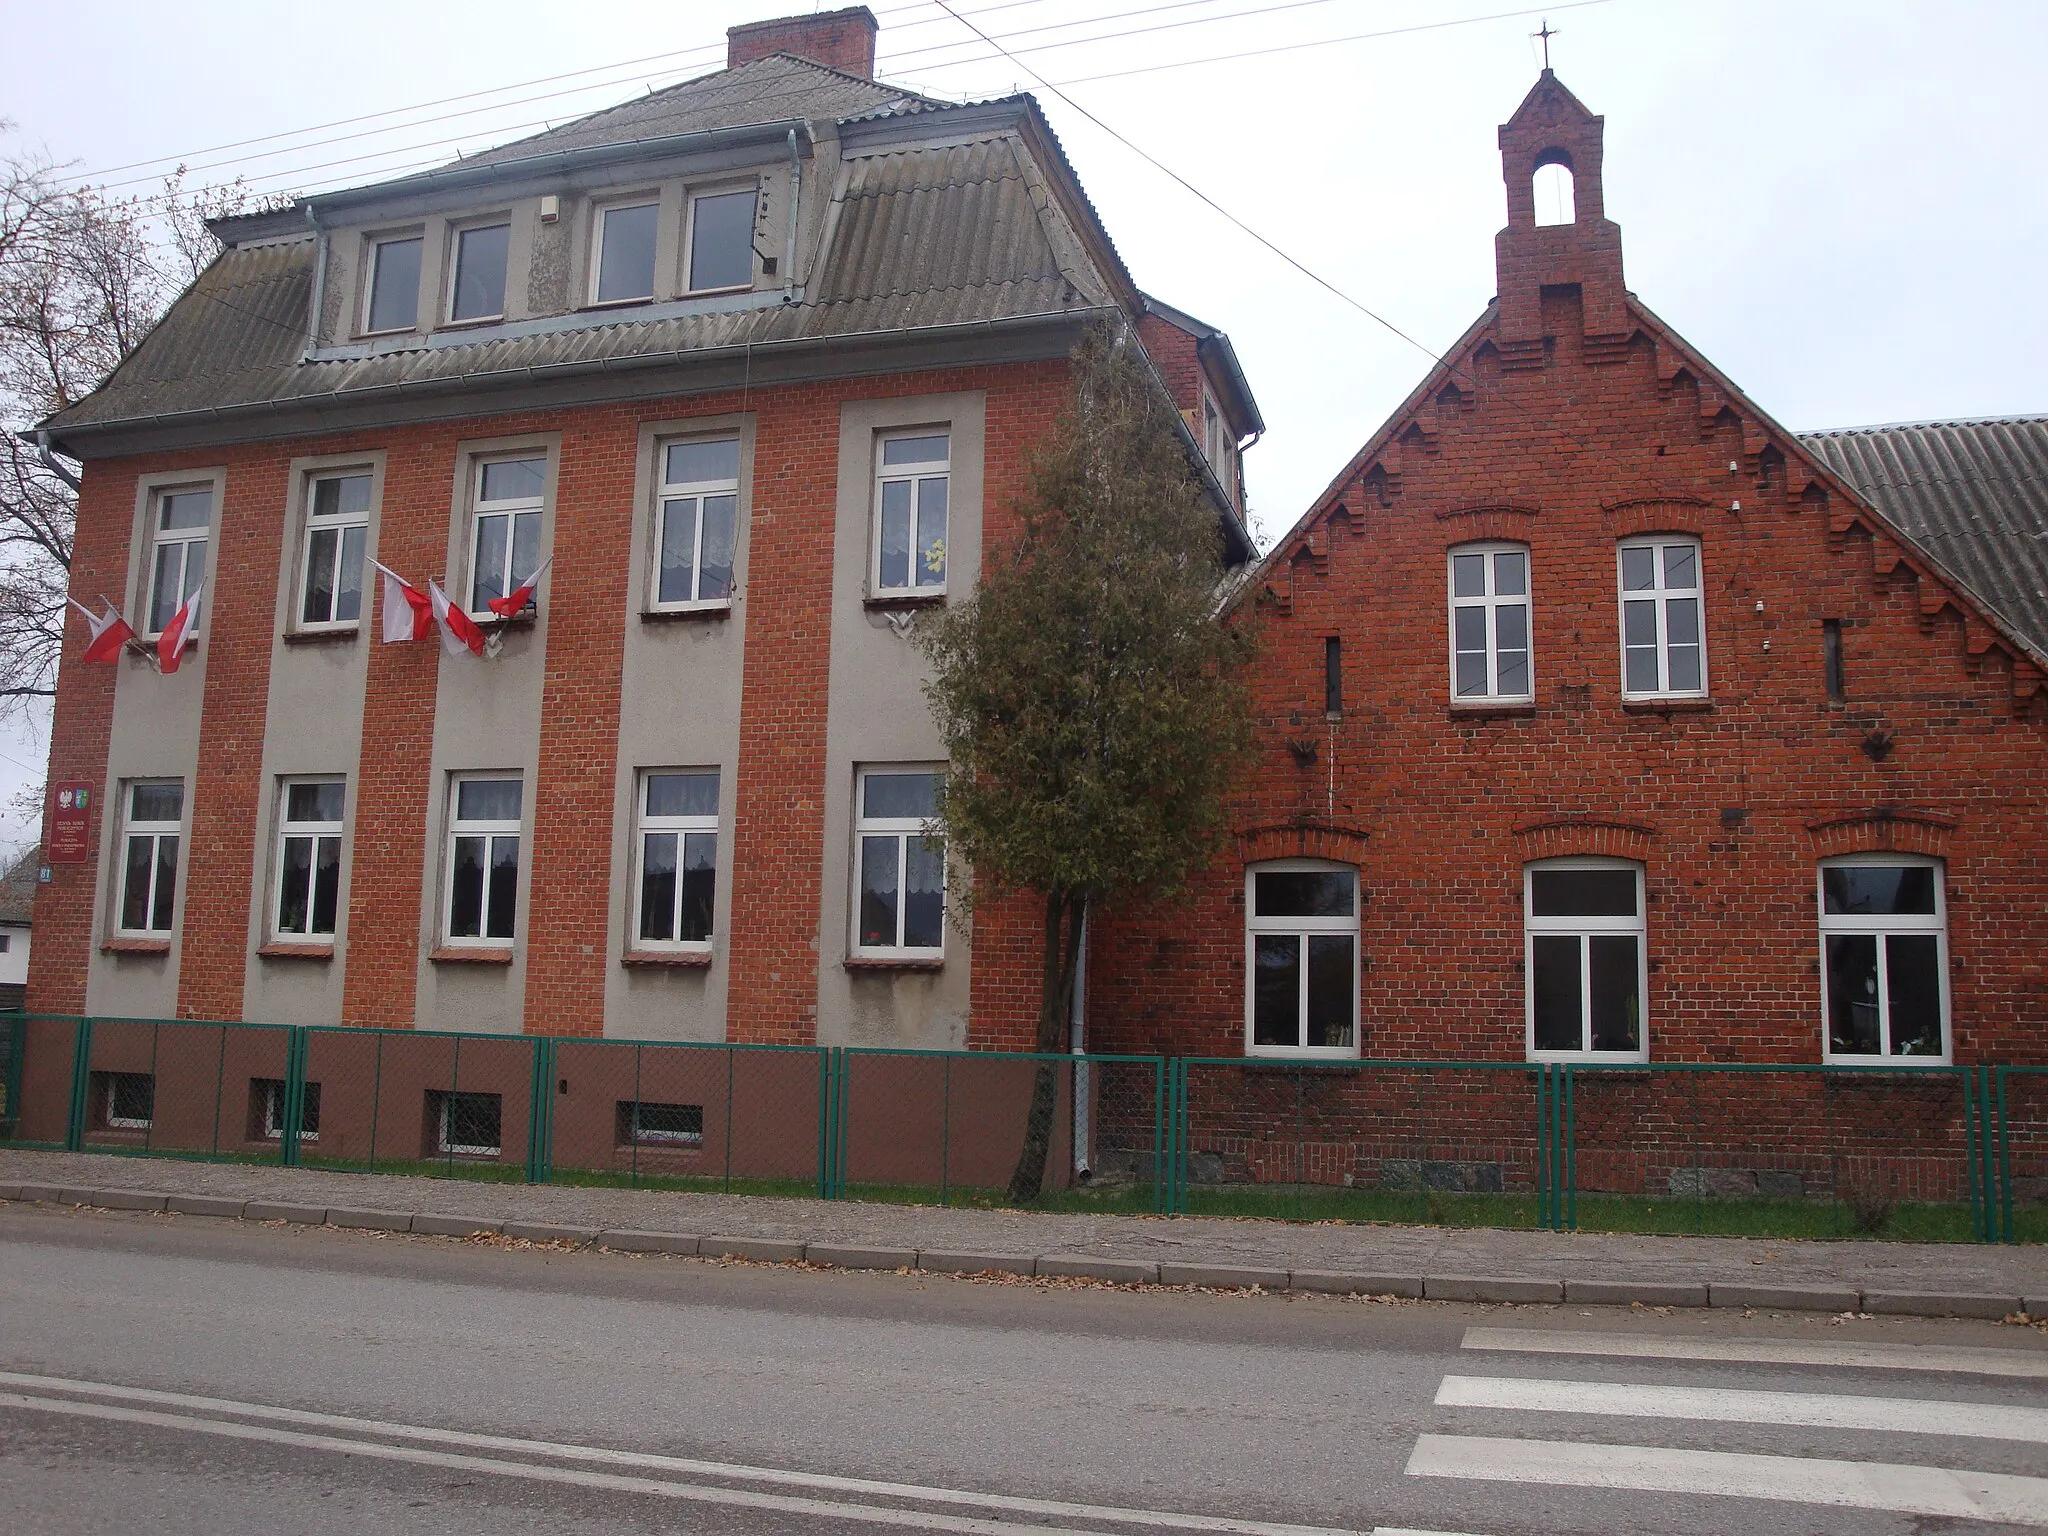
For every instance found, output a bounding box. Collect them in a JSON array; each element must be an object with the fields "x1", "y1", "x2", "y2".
[{"x1": 918, "y1": 322, "x2": 1256, "y2": 1202}]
